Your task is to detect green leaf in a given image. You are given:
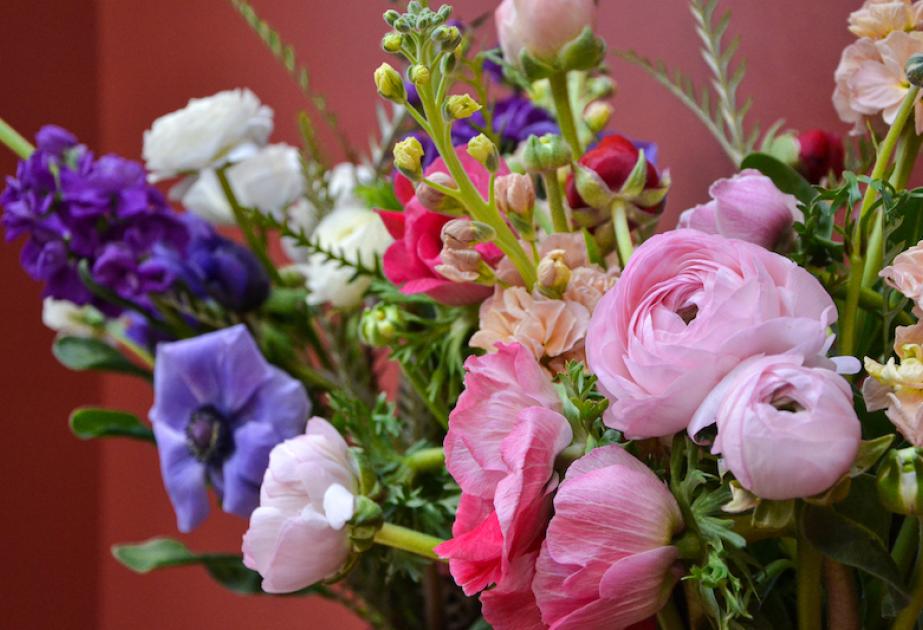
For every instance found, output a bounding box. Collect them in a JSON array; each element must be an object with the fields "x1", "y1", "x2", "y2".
[
  {"x1": 69, "y1": 407, "x2": 154, "y2": 442},
  {"x1": 799, "y1": 504, "x2": 909, "y2": 605},
  {"x1": 53, "y1": 336, "x2": 151, "y2": 380},
  {"x1": 740, "y1": 153, "x2": 816, "y2": 204}
]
